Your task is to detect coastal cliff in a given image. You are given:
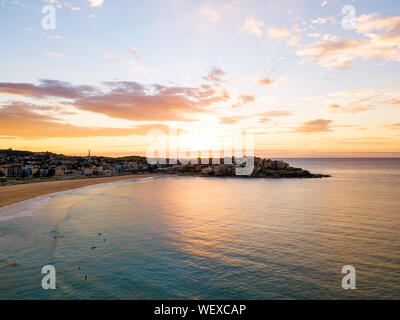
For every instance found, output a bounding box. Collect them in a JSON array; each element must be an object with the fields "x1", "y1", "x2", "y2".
[{"x1": 158, "y1": 157, "x2": 329, "y2": 179}]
